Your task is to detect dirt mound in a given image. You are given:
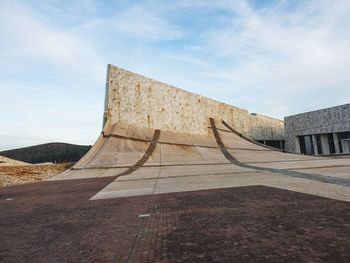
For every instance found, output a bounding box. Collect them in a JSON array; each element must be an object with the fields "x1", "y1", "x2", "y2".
[
  {"x1": 0, "y1": 163, "x2": 74, "y2": 187},
  {"x1": 0, "y1": 155, "x2": 29, "y2": 166}
]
